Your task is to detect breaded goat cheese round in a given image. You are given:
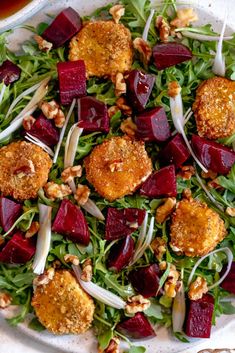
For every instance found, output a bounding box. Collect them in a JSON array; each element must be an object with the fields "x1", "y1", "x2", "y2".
[
  {"x1": 84, "y1": 136, "x2": 152, "y2": 201},
  {"x1": 32, "y1": 270, "x2": 95, "y2": 335},
  {"x1": 69, "y1": 21, "x2": 133, "y2": 77},
  {"x1": 193, "y1": 76, "x2": 235, "y2": 139},
  {"x1": 170, "y1": 198, "x2": 227, "y2": 257},
  {"x1": 0, "y1": 141, "x2": 52, "y2": 200}
]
